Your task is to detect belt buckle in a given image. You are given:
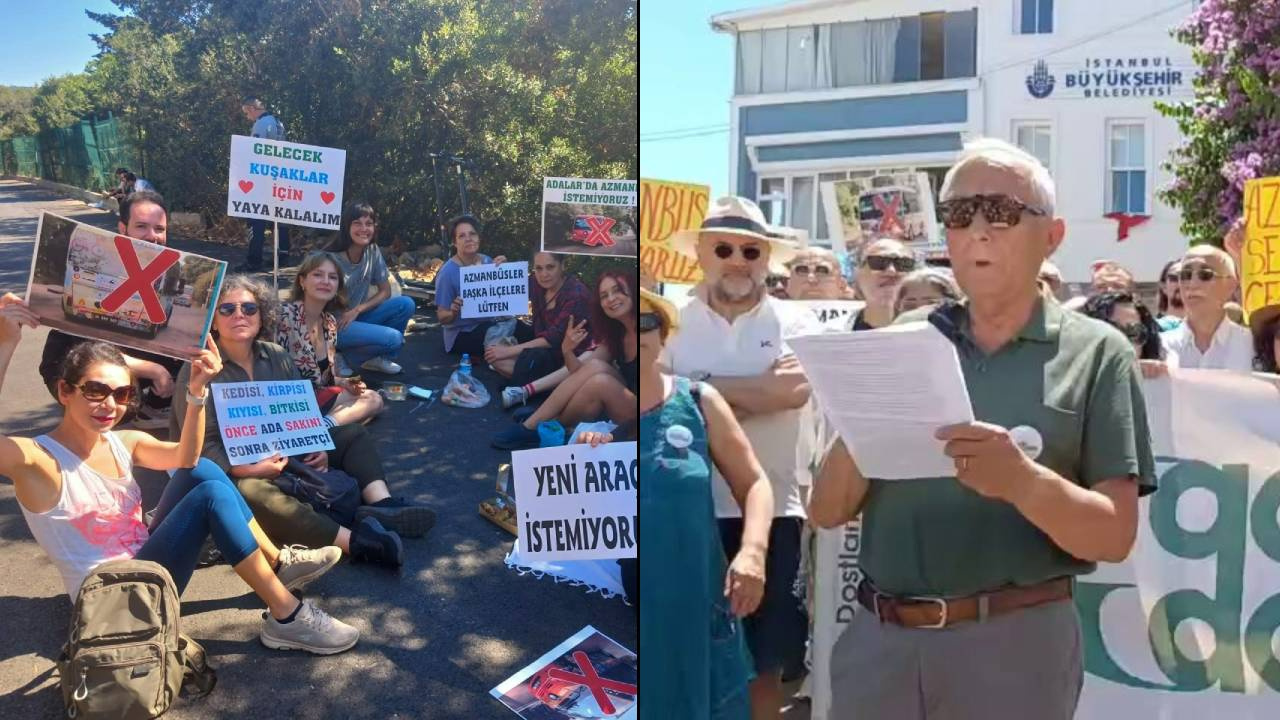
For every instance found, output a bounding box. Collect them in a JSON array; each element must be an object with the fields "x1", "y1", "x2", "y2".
[{"x1": 908, "y1": 595, "x2": 949, "y2": 629}]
